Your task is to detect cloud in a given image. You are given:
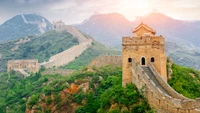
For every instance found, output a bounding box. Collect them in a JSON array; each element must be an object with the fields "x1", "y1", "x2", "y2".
[{"x1": 0, "y1": 0, "x2": 199, "y2": 24}]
